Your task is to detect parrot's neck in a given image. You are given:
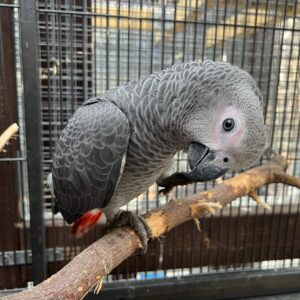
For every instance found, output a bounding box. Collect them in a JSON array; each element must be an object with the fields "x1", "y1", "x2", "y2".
[{"x1": 103, "y1": 71, "x2": 194, "y2": 151}]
